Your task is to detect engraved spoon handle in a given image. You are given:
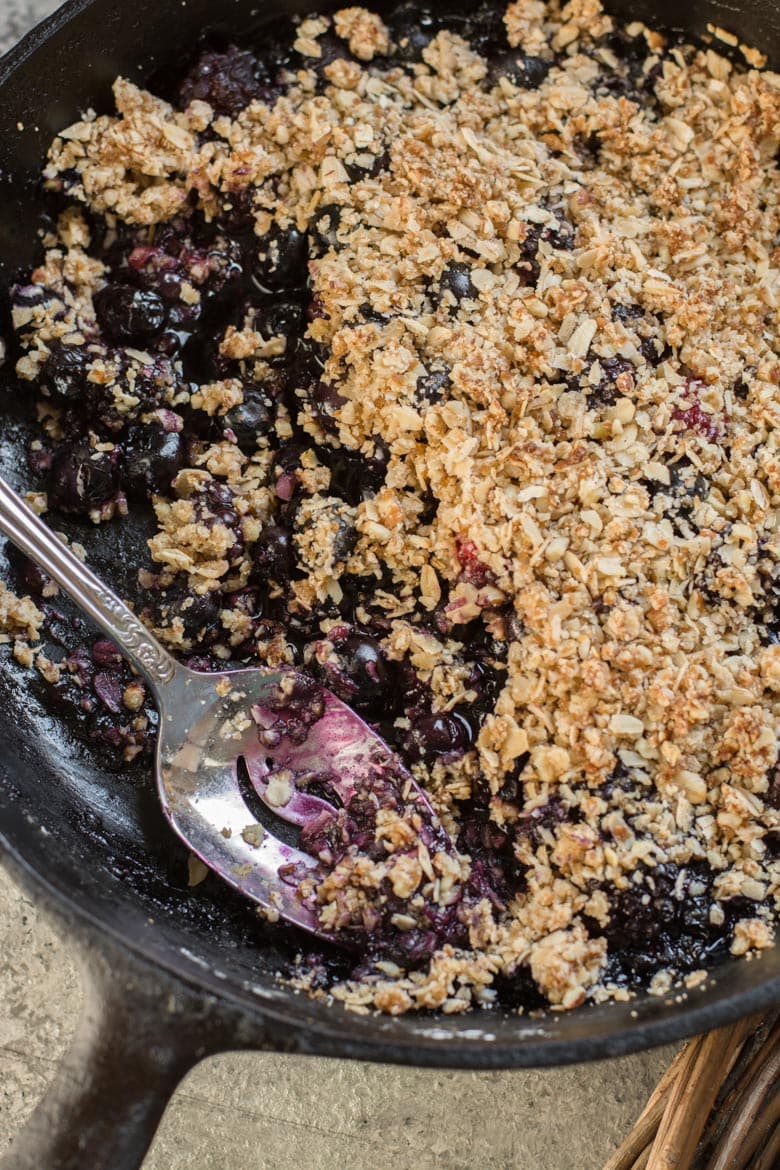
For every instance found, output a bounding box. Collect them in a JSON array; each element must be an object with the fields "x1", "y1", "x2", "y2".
[{"x1": 0, "y1": 474, "x2": 177, "y2": 696}]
